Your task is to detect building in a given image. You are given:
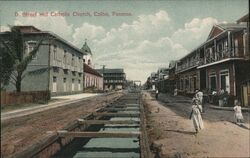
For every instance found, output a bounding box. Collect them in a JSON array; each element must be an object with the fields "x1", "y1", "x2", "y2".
[
  {"x1": 81, "y1": 40, "x2": 104, "y2": 91},
  {"x1": 175, "y1": 16, "x2": 249, "y2": 106},
  {"x1": 1, "y1": 26, "x2": 85, "y2": 96},
  {"x1": 156, "y1": 68, "x2": 169, "y2": 93},
  {"x1": 167, "y1": 60, "x2": 178, "y2": 94},
  {"x1": 81, "y1": 40, "x2": 93, "y2": 67},
  {"x1": 83, "y1": 63, "x2": 103, "y2": 91},
  {"x1": 197, "y1": 23, "x2": 249, "y2": 97},
  {"x1": 236, "y1": 13, "x2": 250, "y2": 106},
  {"x1": 175, "y1": 48, "x2": 200, "y2": 95},
  {"x1": 96, "y1": 68, "x2": 126, "y2": 90}
]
